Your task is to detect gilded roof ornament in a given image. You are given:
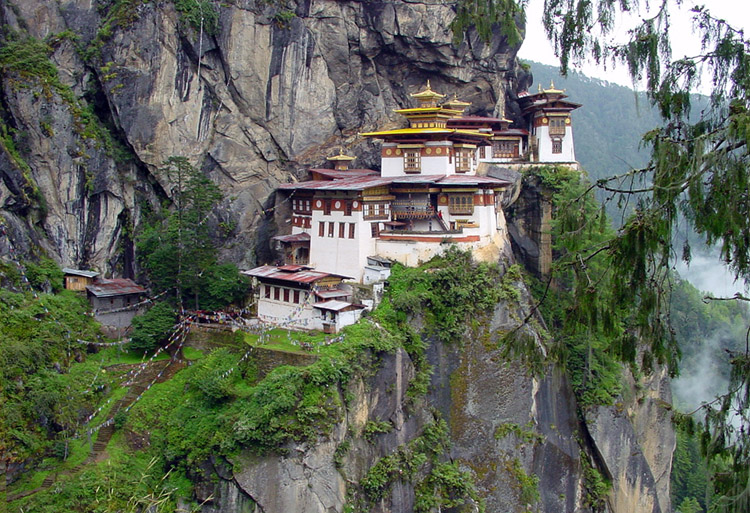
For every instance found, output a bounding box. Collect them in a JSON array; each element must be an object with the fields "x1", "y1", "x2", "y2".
[
  {"x1": 410, "y1": 81, "x2": 446, "y2": 101},
  {"x1": 443, "y1": 93, "x2": 472, "y2": 111},
  {"x1": 542, "y1": 80, "x2": 564, "y2": 94},
  {"x1": 326, "y1": 148, "x2": 356, "y2": 162}
]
